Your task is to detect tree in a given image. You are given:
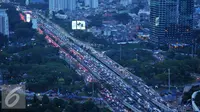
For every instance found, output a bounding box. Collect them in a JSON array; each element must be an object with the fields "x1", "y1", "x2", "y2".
[
  {"x1": 53, "y1": 98, "x2": 65, "y2": 108},
  {"x1": 130, "y1": 6, "x2": 140, "y2": 14},
  {"x1": 57, "y1": 10, "x2": 65, "y2": 15},
  {"x1": 15, "y1": 22, "x2": 33, "y2": 29},
  {"x1": 44, "y1": 109, "x2": 52, "y2": 112},
  {"x1": 87, "y1": 14, "x2": 103, "y2": 27},
  {"x1": 83, "y1": 101, "x2": 99, "y2": 112},
  {"x1": 42, "y1": 95, "x2": 50, "y2": 104},
  {"x1": 64, "y1": 76, "x2": 72, "y2": 85},
  {"x1": 166, "y1": 51, "x2": 175, "y2": 59},
  {"x1": 114, "y1": 13, "x2": 132, "y2": 24},
  {"x1": 32, "y1": 94, "x2": 40, "y2": 107},
  {"x1": 14, "y1": 28, "x2": 35, "y2": 38},
  {"x1": 0, "y1": 33, "x2": 8, "y2": 48}
]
